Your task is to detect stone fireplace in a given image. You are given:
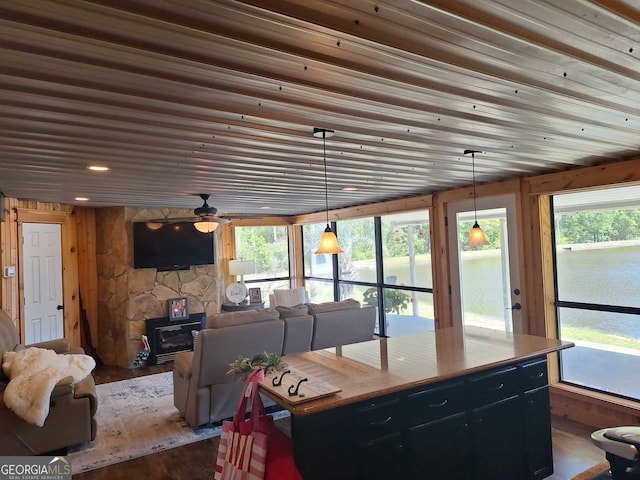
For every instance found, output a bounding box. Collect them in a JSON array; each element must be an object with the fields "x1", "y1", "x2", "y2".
[{"x1": 96, "y1": 207, "x2": 223, "y2": 368}]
